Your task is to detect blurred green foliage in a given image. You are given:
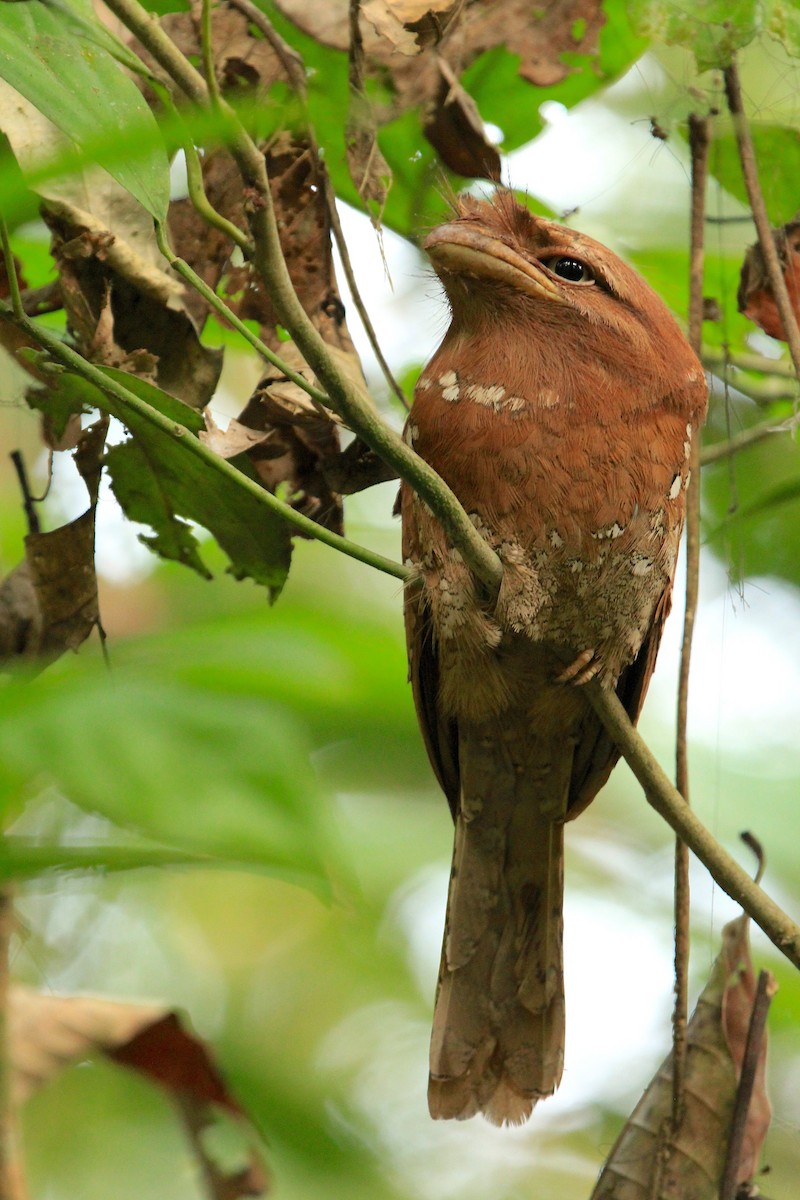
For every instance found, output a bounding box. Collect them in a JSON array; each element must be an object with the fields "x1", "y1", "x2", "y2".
[{"x1": 0, "y1": 0, "x2": 799, "y2": 1196}]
